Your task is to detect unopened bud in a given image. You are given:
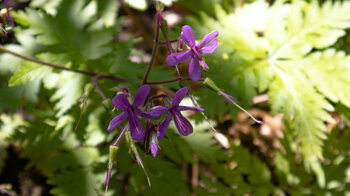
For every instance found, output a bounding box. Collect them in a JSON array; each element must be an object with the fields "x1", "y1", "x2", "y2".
[
  {"x1": 150, "y1": 131, "x2": 159, "y2": 157},
  {"x1": 203, "y1": 78, "x2": 220, "y2": 92},
  {"x1": 108, "y1": 145, "x2": 119, "y2": 164},
  {"x1": 218, "y1": 90, "x2": 236, "y2": 105}
]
